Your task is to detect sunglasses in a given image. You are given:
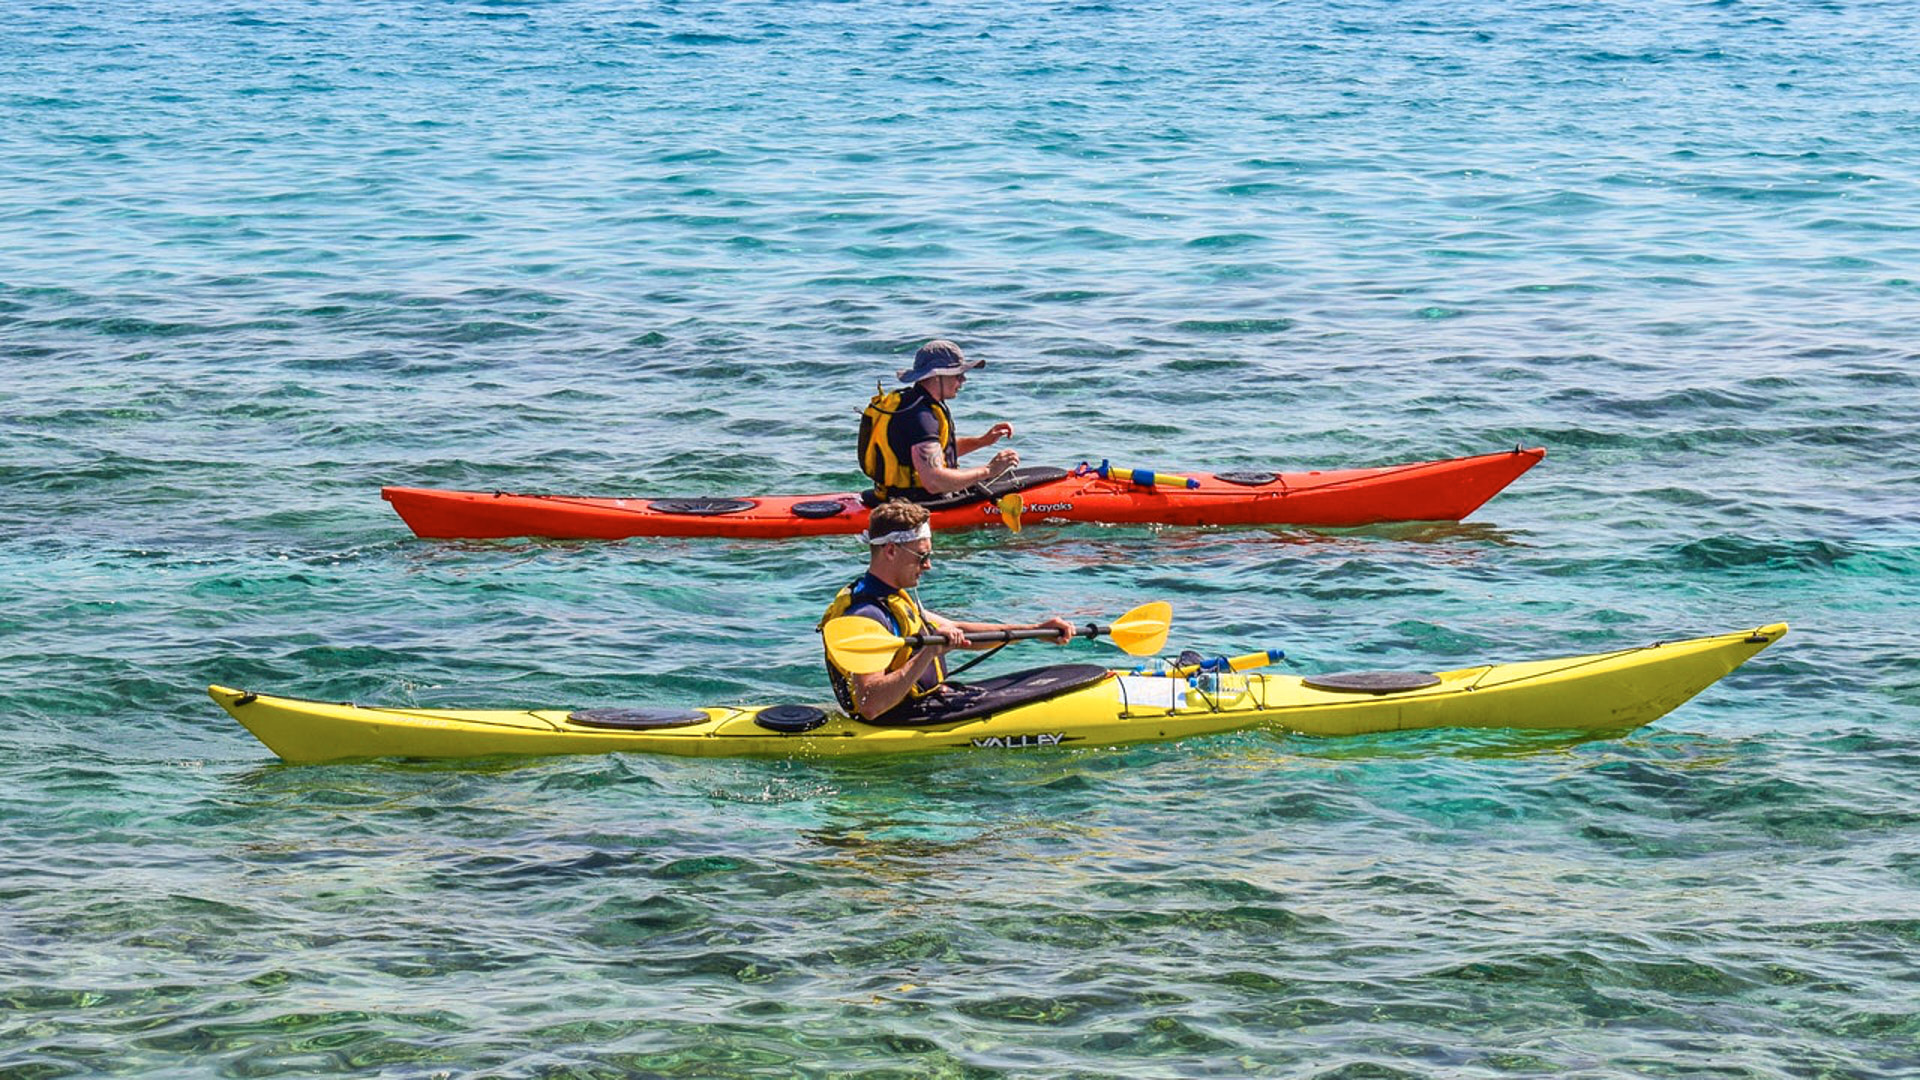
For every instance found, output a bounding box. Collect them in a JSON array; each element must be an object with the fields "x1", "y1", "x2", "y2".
[{"x1": 893, "y1": 543, "x2": 933, "y2": 568}]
